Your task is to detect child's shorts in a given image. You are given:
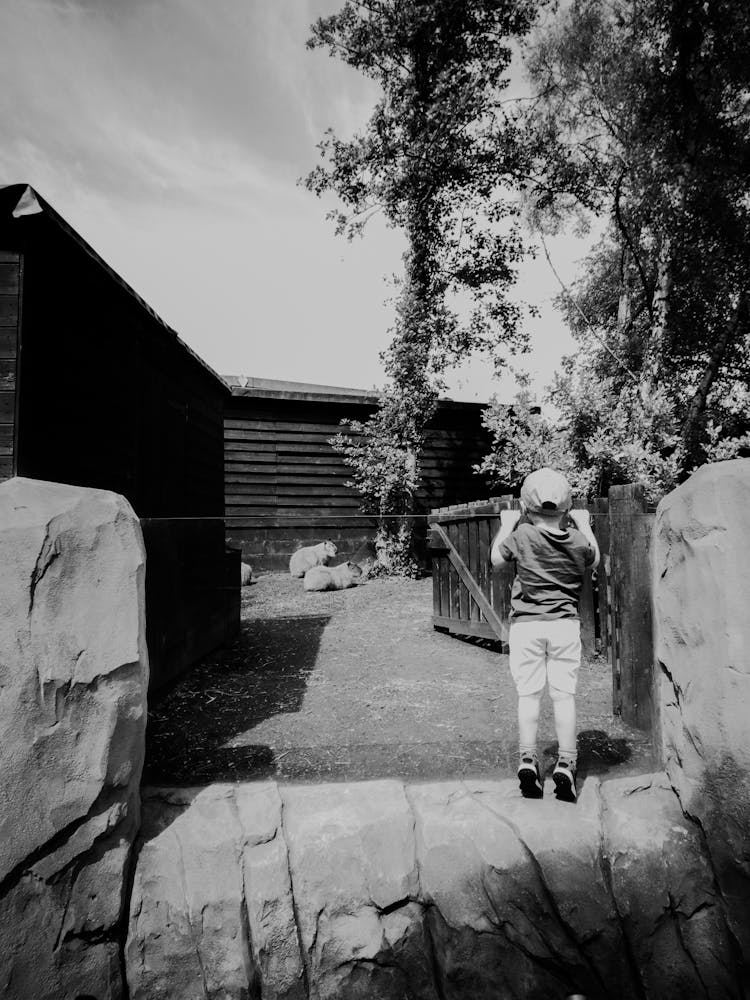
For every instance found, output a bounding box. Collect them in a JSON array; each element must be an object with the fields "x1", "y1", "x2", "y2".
[{"x1": 508, "y1": 619, "x2": 581, "y2": 696}]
